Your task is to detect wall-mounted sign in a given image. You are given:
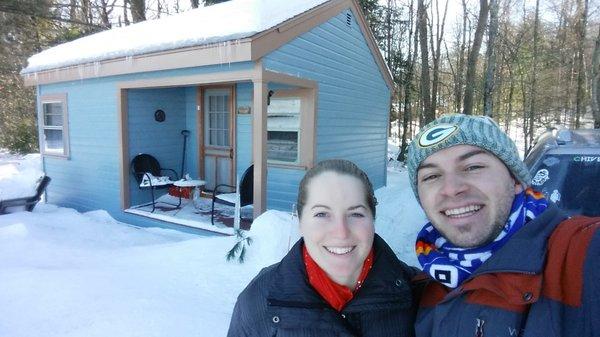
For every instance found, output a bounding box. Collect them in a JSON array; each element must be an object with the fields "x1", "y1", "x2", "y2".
[{"x1": 237, "y1": 106, "x2": 251, "y2": 114}]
